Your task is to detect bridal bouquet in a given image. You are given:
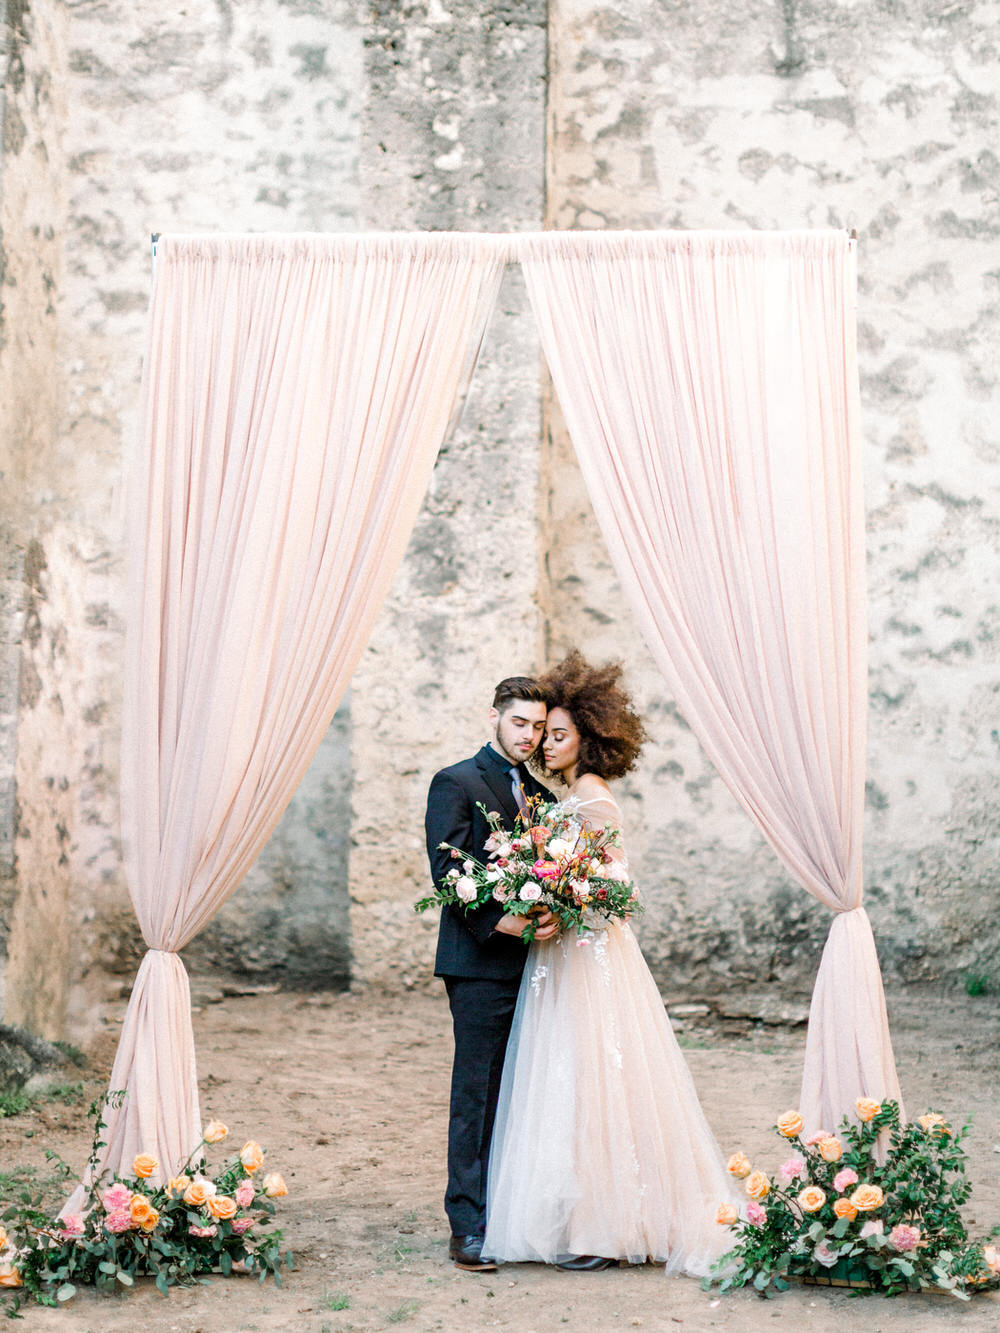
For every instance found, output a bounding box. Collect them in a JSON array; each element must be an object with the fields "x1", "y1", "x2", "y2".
[
  {"x1": 0, "y1": 1092, "x2": 291, "y2": 1314},
  {"x1": 707, "y1": 1099, "x2": 1000, "y2": 1300},
  {"x1": 416, "y1": 795, "x2": 640, "y2": 939}
]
